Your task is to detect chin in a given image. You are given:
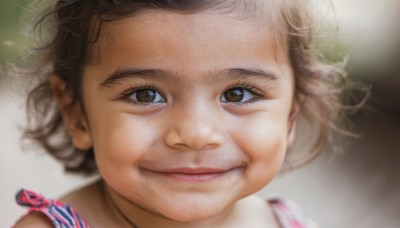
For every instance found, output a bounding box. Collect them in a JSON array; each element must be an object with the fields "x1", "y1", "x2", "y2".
[
  {"x1": 164, "y1": 208, "x2": 221, "y2": 223},
  {"x1": 158, "y1": 196, "x2": 232, "y2": 223}
]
